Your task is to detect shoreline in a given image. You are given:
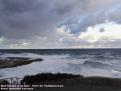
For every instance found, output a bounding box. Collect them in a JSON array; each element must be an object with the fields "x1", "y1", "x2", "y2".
[{"x1": 1, "y1": 73, "x2": 121, "y2": 91}]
